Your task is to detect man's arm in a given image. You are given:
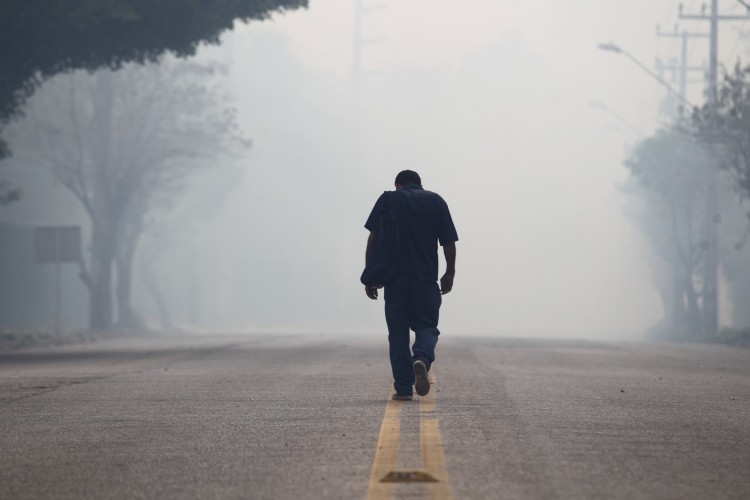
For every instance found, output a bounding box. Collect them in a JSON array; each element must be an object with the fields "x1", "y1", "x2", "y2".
[
  {"x1": 364, "y1": 232, "x2": 379, "y2": 300},
  {"x1": 365, "y1": 231, "x2": 374, "y2": 265},
  {"x1": 440, "y1": 242, "x2": 456, "y2": 295}
]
